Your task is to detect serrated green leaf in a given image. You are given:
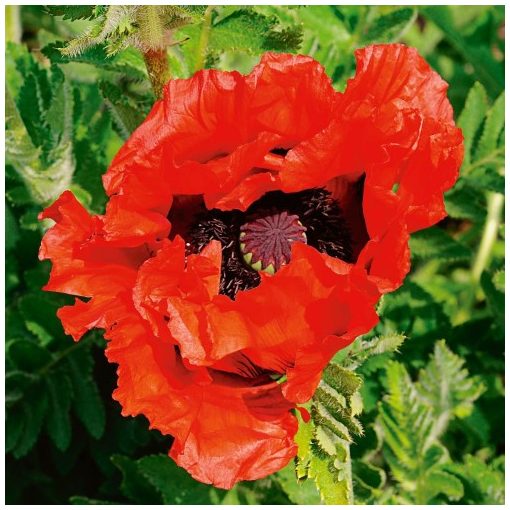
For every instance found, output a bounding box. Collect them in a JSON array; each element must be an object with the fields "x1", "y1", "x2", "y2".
[
  {"x1": 111, "y1": 455, "x2": 161, "y2": 504},
  {"x1": 445, "y1": 455, "x2": 505, "y2": 504},
  {"x1": 137, "y1": 455, "x2": 223, "y2": 504},
  {"x1": 211, "y1": 9, "x2": 303, "y2": 53},
  {"x1": 45, "y1": 371, "x2": 73, "y2": 451},
  {"x1": 418, "y1": 469, "x2": 464, "y2": 502},
  {"x1": 19, "y1": 294, "x2": 66, "y2": 343},
  {"x1": 42, "y1": 43, "x2": 147, "y2": 79},
  {"x1": 475, "y1": 92, "x2": 505, "y2": 160},
  {"x1": 422, "y1": 443, "x2": 450, "y2": 471},
  {"x1": 45, "y1": 5, "x2": 97, "y2": 21},
  {"x1": 294, "y1": 363, "x2": 363, "y2": 504},
  {"x1": 409, "y1": 227, "x2": 471, "y2": 261},
  {"x1": 46, "y1": 65, "x2": 74, "y2": 153},
  {"x1": 308, "y1": 441, "x2": 352, "y2": 504},
  {"x1": 465, "y1": 166, "x2": 504, "y2": 194},
  {"x1": 445, "y1": 185, "x2": 486, "y2": 221},
  {"x1": 8, "y1": 340, "x2": 52, "y2": 371},
  {"x1": 352, "y1": 460, "x2": 386, "y2": 490},
  {"x1": 66, "y1": 349, "x2": 106, "y2": 439},
  {"x1": 457, "y1": 82, "x2": 488, "y2": 168},
  {"x1": 179, "y1": 8, "x2": 303, "y2": 66},
  {"x1": 417, "y1": 340, "x2": 485, "y2": 440},
  {"x1": 322, "y1": 363, "x2": 362, "y2": 396},
  {"x1": 346, "y1": 333, "x2": 405, "y2": 369},
  {"x1": 99, "y1": 81, "x2": 145, "y2": 139},
  {"x1": 379, "y1": 362, "x2": 434, "y2": 484},
  {"x1": 6, "y1": 81, "x2": 75, "y2": 205},
  {"x1": 11, "y1": 386, "x2": 48, "y2": 458},
  {"x1": 363, "y1": 8, "x2": 416, "y2": 43}
]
